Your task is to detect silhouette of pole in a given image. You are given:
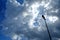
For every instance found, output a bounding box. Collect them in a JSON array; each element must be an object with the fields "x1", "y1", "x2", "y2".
[{"x1": 42, "y1": 15, "x2": 52, "y2": 40}]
